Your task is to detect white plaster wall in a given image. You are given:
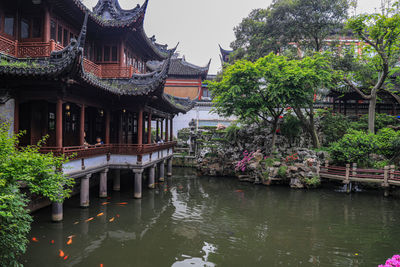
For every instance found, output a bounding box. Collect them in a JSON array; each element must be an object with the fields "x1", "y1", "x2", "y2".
[
  {"x1": 173, "y1": 104, "x2": 236, "y2": 137},
  {"x1": 0, "y1": 99, "x2": 15, "y2": 136},
  {"x1": 63, "y1": 159, "x2": 82, "y2": 175},
  {"x1": 142, "y1": 154, "x2": 150, "y2": 164},
  {"x1": 85, "y1": 155, "x2": 108, "y2": 169},
  {"x1": 109, "y1": 155, "x2": 137, "y2": 165}
]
